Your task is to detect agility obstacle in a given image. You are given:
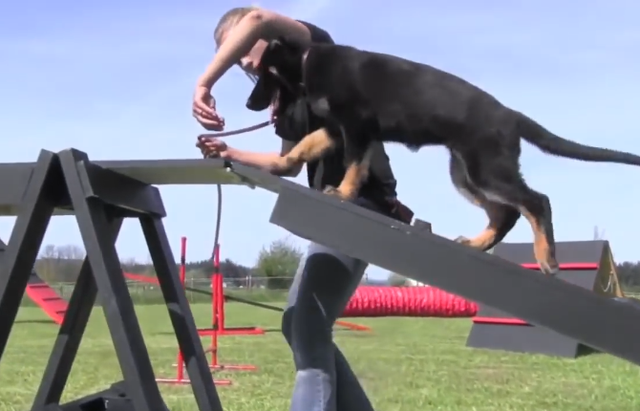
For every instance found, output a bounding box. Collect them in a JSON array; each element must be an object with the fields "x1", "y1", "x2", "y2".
[
  {"x1": 1, "y1": 149, "x2": 640, "y2": 411},
  {"x1": 343, "y1": 286, "x2": 477, "y2": 317},
  {"x1": 206, "y1": 243, "x2": 264, "y2": 336},
  {"x1": 466, "y1": 240, "x2": 623, "y2": 358},
  {"x1": 125, "y1": 235, "x2": 368, "y2": 385},
  {"x1": 159, "y1": 237, "x2": 256, "y2": 385},
  {"x1": 25, "y1": 271, "x2": 68, "y2": 324},
  {"x1": 0, "y1": 240, "x2": 69, "y2": 325},
  {"x1": 0, "y1": 150, "x2": 222, "y2": 411},
  {"x1": 174, "y1": 236, "x2": 371, "y2": 332}
]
